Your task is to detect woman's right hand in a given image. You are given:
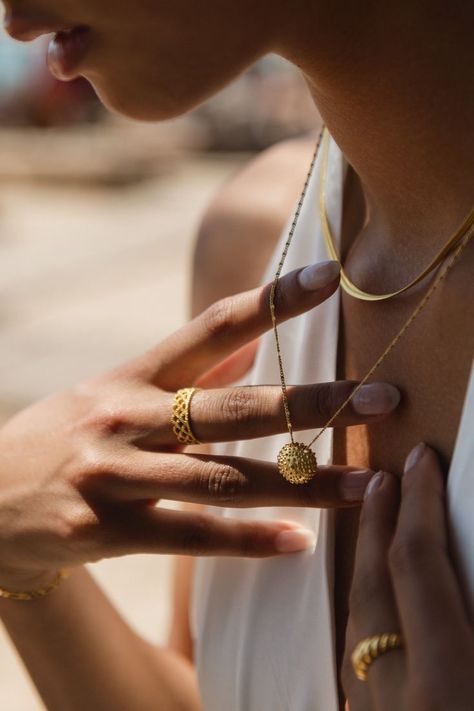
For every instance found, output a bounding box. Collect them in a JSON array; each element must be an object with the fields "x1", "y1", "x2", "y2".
[{"x1": 0, "y1": 261, "x2": 399, "y2": 592}]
